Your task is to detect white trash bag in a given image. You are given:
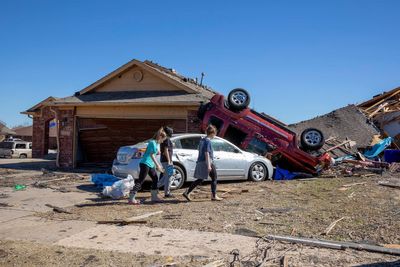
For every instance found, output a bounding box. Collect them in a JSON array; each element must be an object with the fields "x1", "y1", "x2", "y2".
[{"x1": 102, "y1": 175, "x2": 135, "y2": 199}]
